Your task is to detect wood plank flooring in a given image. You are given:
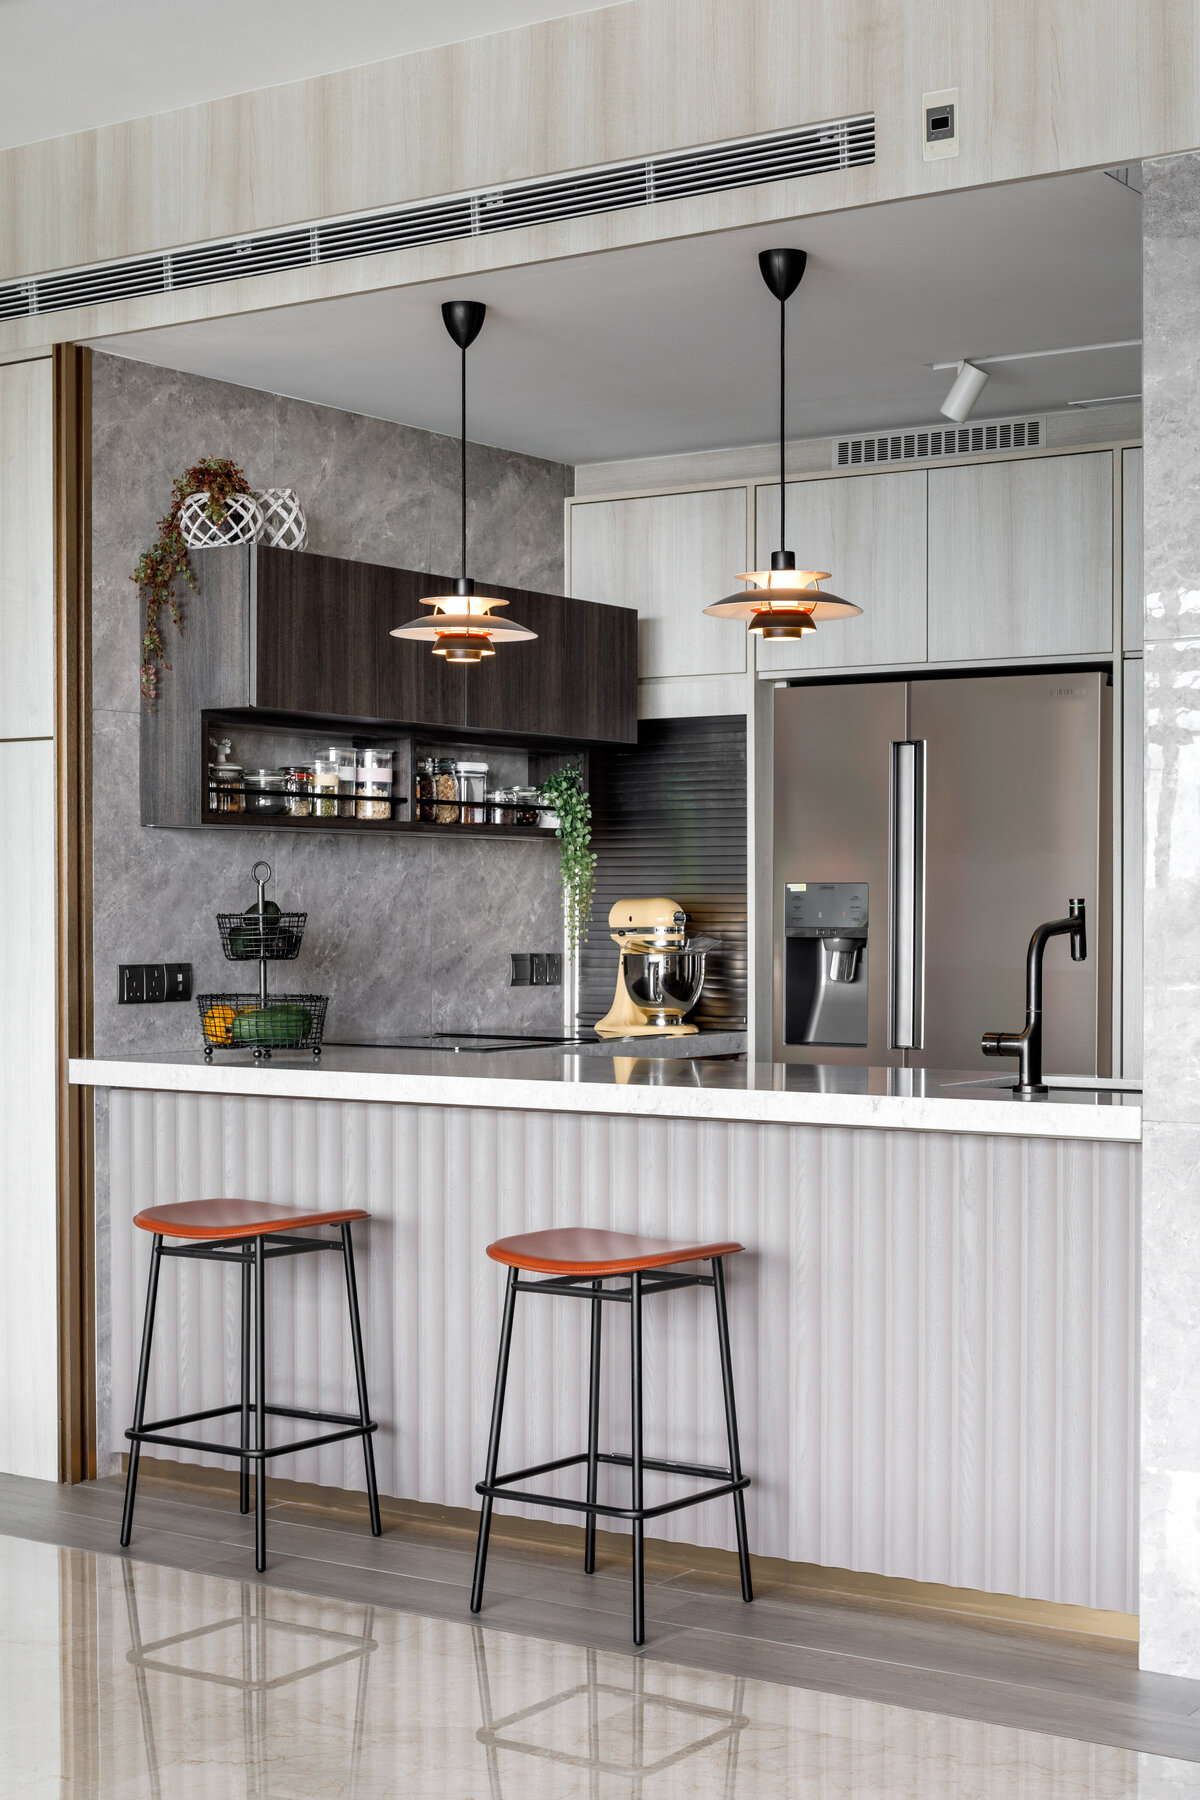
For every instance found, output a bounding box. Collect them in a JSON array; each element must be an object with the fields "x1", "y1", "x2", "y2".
[{"x1": 2, "y1": 1469, "x2": 1199, "y2": 1762}]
